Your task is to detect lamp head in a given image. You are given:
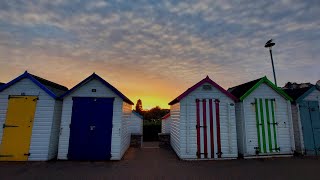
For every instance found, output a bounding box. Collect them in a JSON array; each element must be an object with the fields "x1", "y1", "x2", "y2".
[{"x1": 265, "y1": 39, "x2": 275, "y2": 48}]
